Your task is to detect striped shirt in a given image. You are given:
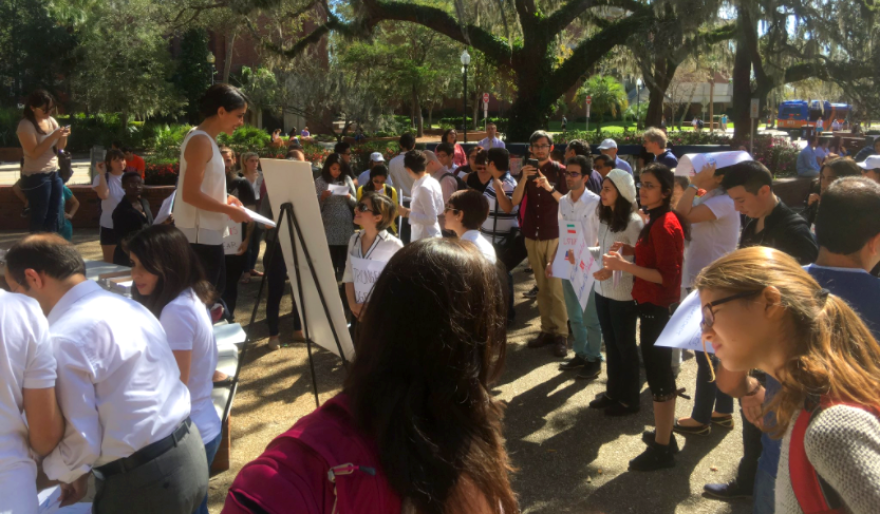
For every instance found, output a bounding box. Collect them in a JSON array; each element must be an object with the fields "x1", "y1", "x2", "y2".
[{"x1": 480, "y1": 173, "x2": 519, "y2": 244}]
